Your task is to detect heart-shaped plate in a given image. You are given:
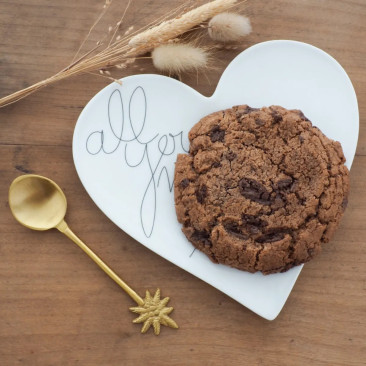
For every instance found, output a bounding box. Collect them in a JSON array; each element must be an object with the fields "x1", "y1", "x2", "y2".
[{"x1": 73, "y1": 40, "x2": 358, "y2": 320}]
